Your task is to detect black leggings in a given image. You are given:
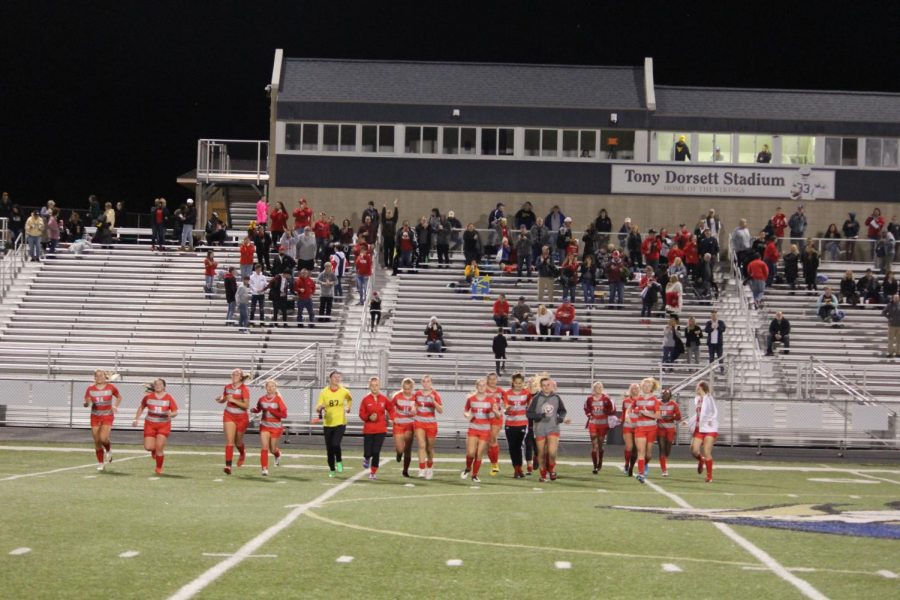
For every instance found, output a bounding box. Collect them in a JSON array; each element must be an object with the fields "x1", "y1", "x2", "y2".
[
  {"x1": 524, "y1": 421, "x2": 537, "y2": 466},
  {"x1": 363, "y1": 433, "x2": 386, "y2": 468},
  {"x1": 370, "y1": 310, "x2": 381, "y2": 329},
  {"x1": 324, "y1": 425, "x2": 345, "y2": 470},
  {"x1": 505, "y1": 425, "x2": 527, "y2": 466}
]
